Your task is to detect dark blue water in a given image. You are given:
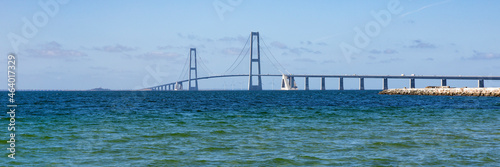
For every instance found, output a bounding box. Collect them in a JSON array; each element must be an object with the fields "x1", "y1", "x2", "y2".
[{"x1": 3, "y1": 91, "x2": 500, "y2": 166}]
